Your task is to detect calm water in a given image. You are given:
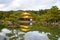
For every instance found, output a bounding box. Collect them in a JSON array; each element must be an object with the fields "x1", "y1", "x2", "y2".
[
  {"x1": 31, "y1": 23, "x2": 60, "y2": 40},
  {"x1": 0, "y1": 23, "x2": 60, "y2": 40}
]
